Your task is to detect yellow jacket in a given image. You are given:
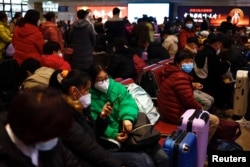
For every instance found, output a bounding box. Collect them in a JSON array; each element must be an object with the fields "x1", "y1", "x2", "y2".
[{"x1": 0, "y1": 21, "x2": 12, "y2": 60}]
